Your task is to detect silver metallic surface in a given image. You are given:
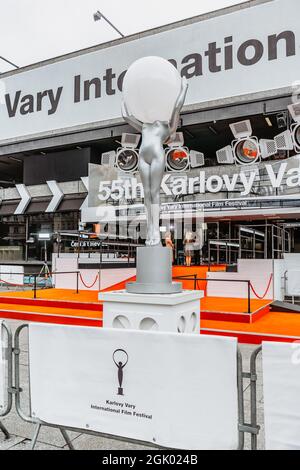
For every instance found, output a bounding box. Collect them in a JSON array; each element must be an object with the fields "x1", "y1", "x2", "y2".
[
  {"x1": 0, "y1": 321, "x2": 13, "y2": 440},
  {"x1": 126, "y1": 246, "x2": 182, "y2": 294},
  {"x1": 122, "y1": 77, "x2": 188, "y2": 246}
]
